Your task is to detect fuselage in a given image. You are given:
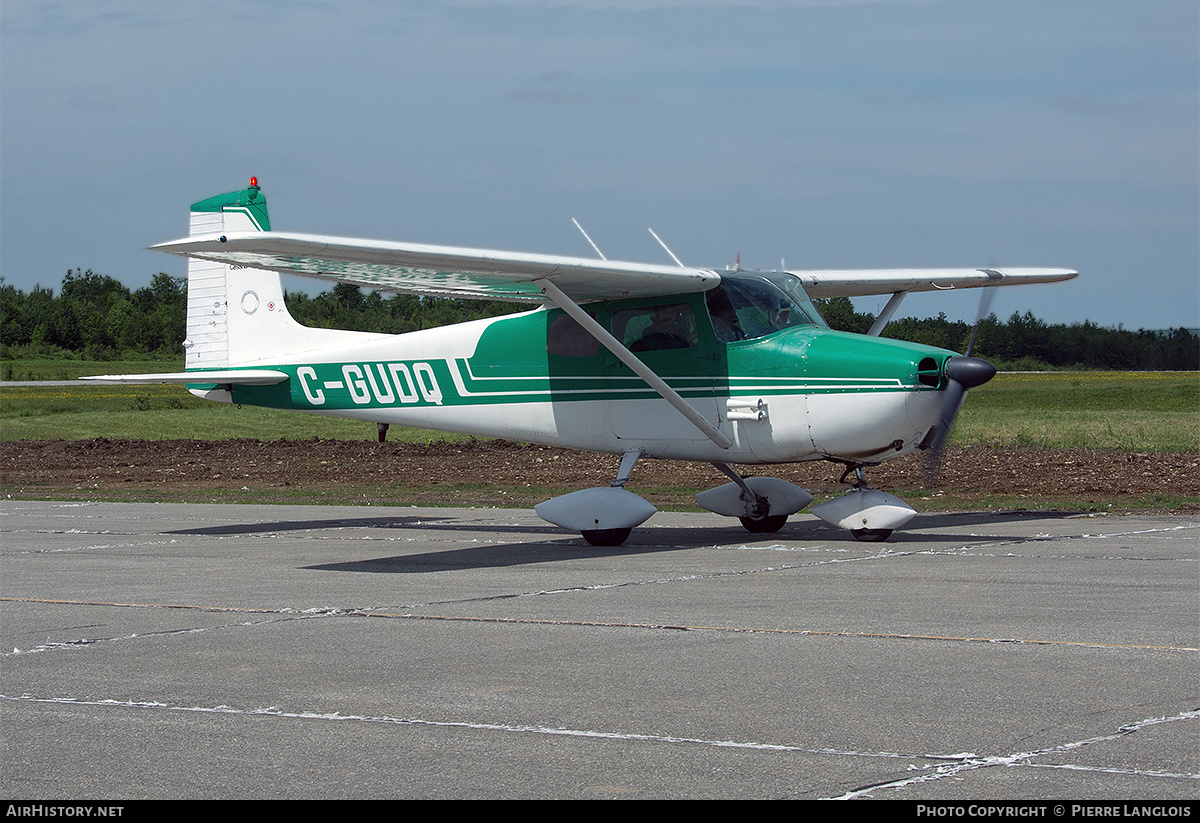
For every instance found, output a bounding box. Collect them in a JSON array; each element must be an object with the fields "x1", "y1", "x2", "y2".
[{"x1": 199, "y1": 272, "x2": 956, "y2": 465}]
